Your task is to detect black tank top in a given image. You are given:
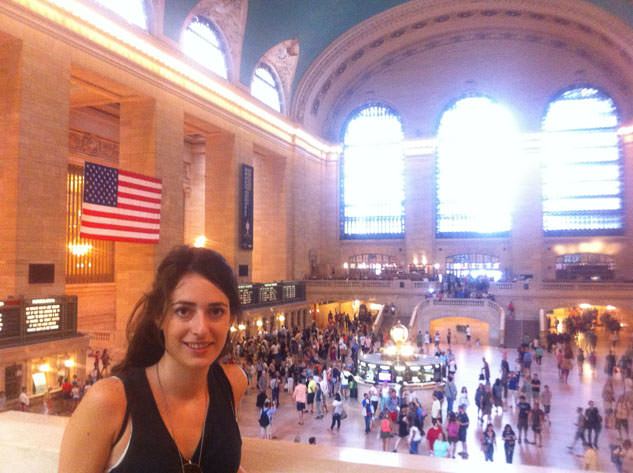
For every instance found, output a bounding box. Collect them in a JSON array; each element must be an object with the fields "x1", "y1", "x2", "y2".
[{"x1": 110, "y1": 363, "x2": 241, "y2": 473}]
